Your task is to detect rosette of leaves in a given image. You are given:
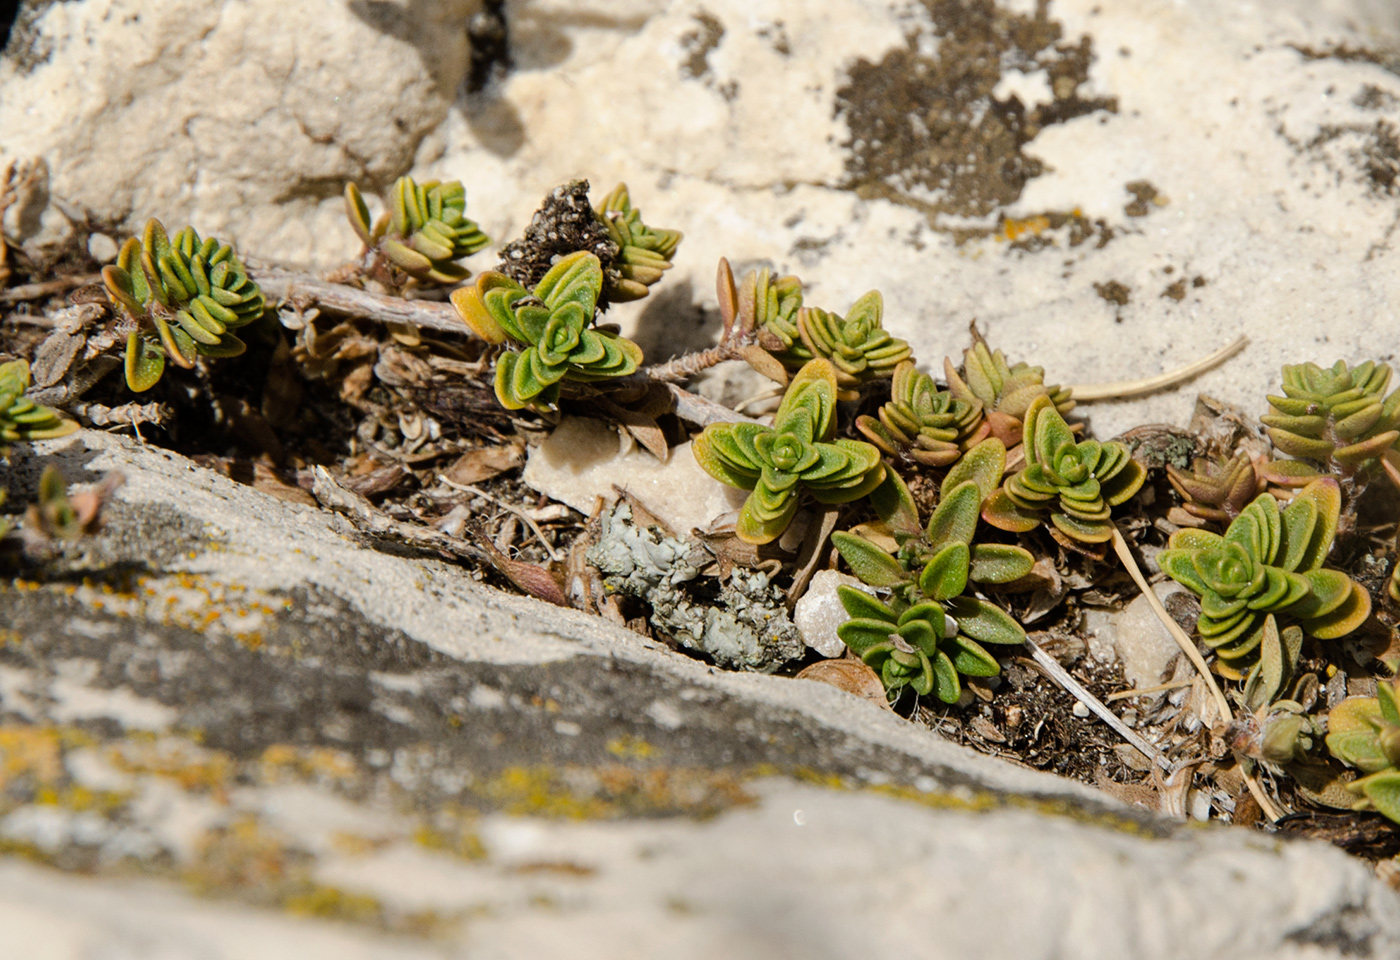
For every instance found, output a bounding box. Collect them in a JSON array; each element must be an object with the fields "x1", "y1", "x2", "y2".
[
  {"x1": 1167, "y1": 453, "x2": 1320, "y2": 526},
  {"x1": 101, "y1": 220, "x2": 265, "y2": 391},
  {"x1": 945, "y1": 332, "x2": 1074, "y2": 447},
  {"x1": 856, "y1": 360, "x2": 983, "y2": 467},
  {"x1": 982, "y1": 394, "x2": 1146, "y2": 544},
  {"x1": 345, "y1": 176, "x2": 489, "y2": 285},
  {"x1": 0, "y1": 359, "x2": 77, "y2": 444},
  {"x1": 1157, "y1": 477, "x2": 1371, "y2": 675},
  {"x1": 1261, "y1": 359, "x2": 1400, "y2": 489},
  {"x1": 692, "y1": 358, "x2": 886, "y2": 544},
  {"x1": 594, "y1": 183, "x2": 681, "y2": 302},
  {"x1": 451, "y1": 251, "x2": 642, "y2": 412},
  {"x1": 1325, "y1": 678, "x2": 1400, "y2": 824},
  {"x1": 740, "y1": 266, "x2": 807, "y2": 368},
  {"x1": 829, "y1": 441, "x2": 1031, "y2": 702},
  {"x1": 792, "y1": 291, "x2": 912, "y2": 399}
]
